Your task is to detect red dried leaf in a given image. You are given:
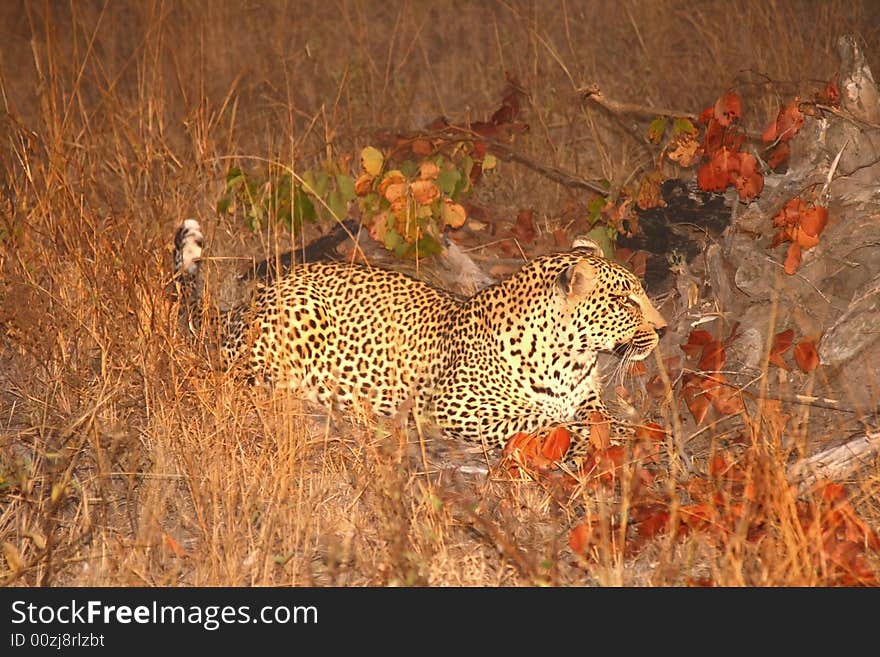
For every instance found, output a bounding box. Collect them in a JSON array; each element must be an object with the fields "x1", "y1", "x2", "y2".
[
  {"x1": 732, "y1": 152, "x2": 764, "y2": 202},
  {"x1": 784, "y1": 242, "x2": 802, "y2": 275},
  {"x1": 645, "y1": 374, "x2": 668, "y2": 399},
  {"x1": 634, "y1": 421, "x2": 667, "y2": 443},
  {"x1": 682, "y1": 381, "x2": 710, "y2": 425},
  {"x1": 697, "y1": 147, "x2": 739, "y2": 193},
  {"x1": 769, "y1": 328, "x2": 794, "y2": 369},
  {"x1": 636, "y1": 508, "x2": 671, "y2": 539},
  {"x1": 816, "y1": 76, "x2": 840, "y2": 106},
  {"x1": 713, "y1": 92, "x2": 742, "y2": 127},
  {"x1": 681, "y1": 329, "x2": 716, "y2": 357},
  {"x1": 540, "y1": 426, "x2": 571, "y2": 461},
  {"x1": 709, "y1": 382, "x2": 745, "y2": 416},
  {"x1": 820, "y1": 481, "x2": 847, "y2": 504},
  {"x1": 511, "y1": 208, "x2": 537, "y2": 244},
  {"x1": 767, "y1": 142, "x2": 791, "y2": 170},
  {"x1": 628, "y1": 361, "x2": 647, "y2": 377},
  {"x1": 773, "y1": 198, "x2": 805, "y2": 227},
  {"x1": 163, "y1": 532, "x2": 186, "y2": 558},
  {"x1": 637, "y1": 171, "x2": 666, "y2": 210},
  {"x1": 799, "y1": 205, "x2": 829, "y2": 237},
  {"x1": 568, "y1": 523, "x2": 593, "y2": 555},
  {"x1": 793, "y1": 340, "x2": 819, "y2": 372},
  {"x1": 709, "y1": 453, "x2": 731, "y2": 477},
  {"x1": 679, "y1": 503, "x2": 718, "y2": 532},
  {"x1": 552, "y1": 228, "x2": 569, "y2": 248},
  {"x1": 774, "y1": 100, "x2": 804, "y2": 142},
  {"x1": 698, "y1": 341, "x2": 726, "y2": 371},
  {"x1": 627, "y1": 250, "x2": 648, "y2": 278},
  {"x1": 589, "y1": 411, "x2": 612, "y2": 450},
  {"x1": 794, "y1": 225, "x2": 821, "y2": 249},
  {"x1": 411, "y1": 138, "x2": 434, "y2": 156}
]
